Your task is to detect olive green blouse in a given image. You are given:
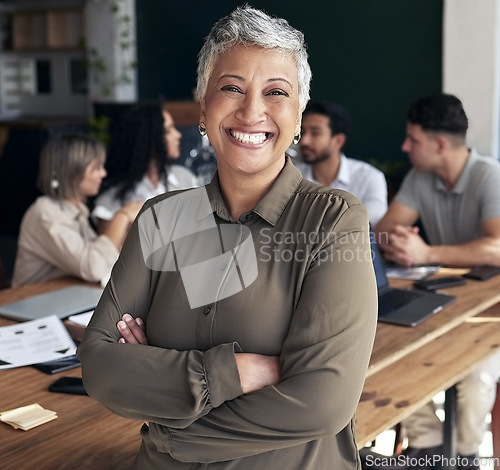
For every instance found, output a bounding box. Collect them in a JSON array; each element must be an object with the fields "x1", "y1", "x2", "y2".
[{"x1": 78, "y1": 157, "x2": 377, "y2": 469}]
